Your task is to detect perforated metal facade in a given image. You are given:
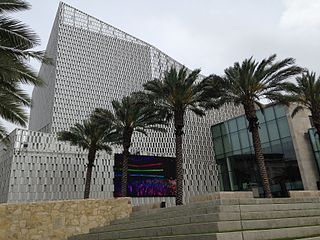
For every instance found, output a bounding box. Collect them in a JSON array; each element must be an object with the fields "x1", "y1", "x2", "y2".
[{"x1": 0, "y1": 3, "x2": 243, "y2": 205}]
